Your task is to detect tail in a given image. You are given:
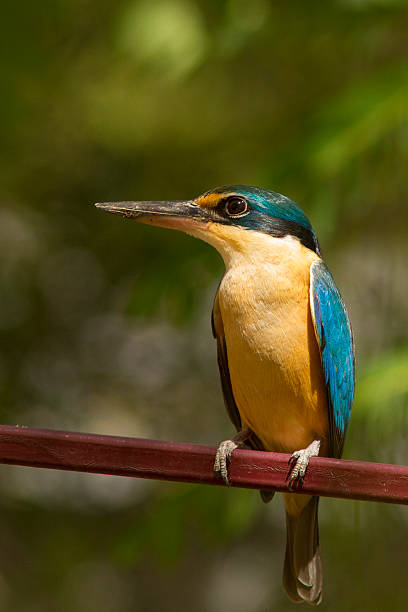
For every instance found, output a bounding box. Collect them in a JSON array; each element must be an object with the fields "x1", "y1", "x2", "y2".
[{"x1": 283, "y1": 495, "x2": 322, "y2": 606}]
